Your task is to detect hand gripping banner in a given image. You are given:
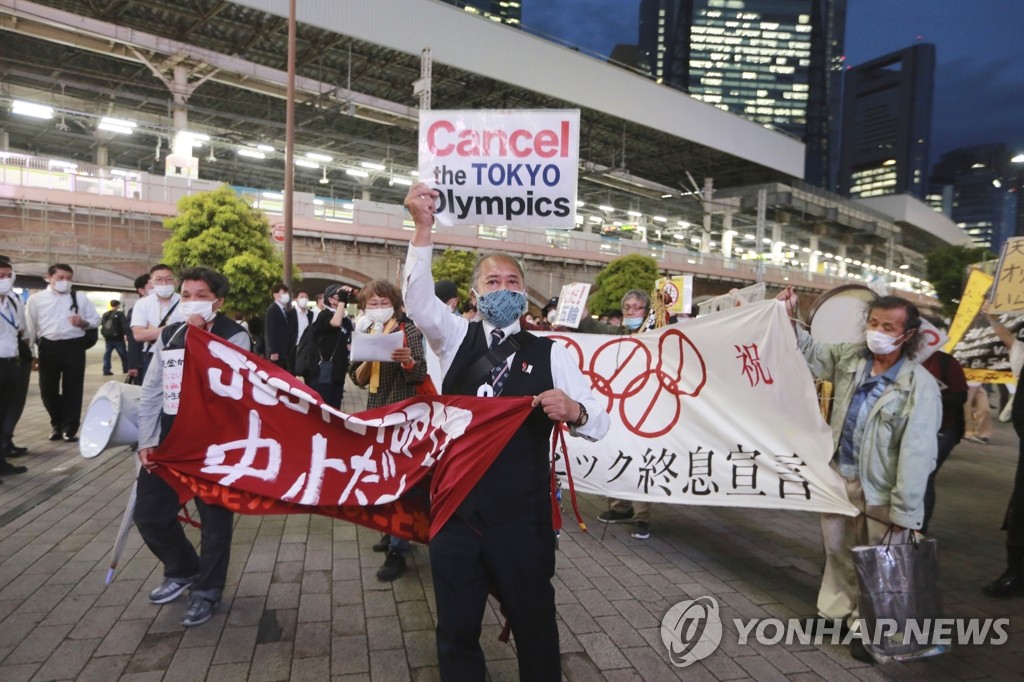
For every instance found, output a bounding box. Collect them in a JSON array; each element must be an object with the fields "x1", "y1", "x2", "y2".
[{"x1": 152, "y1": 326, "x2": 534, "y2": 542}]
